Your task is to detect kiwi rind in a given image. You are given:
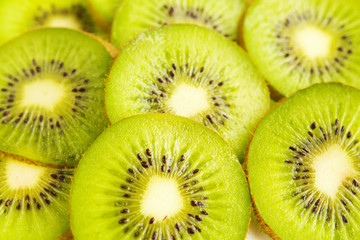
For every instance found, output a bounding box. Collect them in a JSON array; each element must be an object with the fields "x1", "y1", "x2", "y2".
[
  {"x1": 87, "y1": 0, "x2": 123, "y2": 29},
  {"x1": 70, "y1": 113, "x2": 251, "y2": 239},
  {"x1": 247, "y1": 83, "x2": 360, "y2": 240},
  {"x1": 0, "y1": 28, "x2": 112, "y2": 166},
  {"x1": 106, "y1": 24, "x2": 270, "y2": 162}
]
